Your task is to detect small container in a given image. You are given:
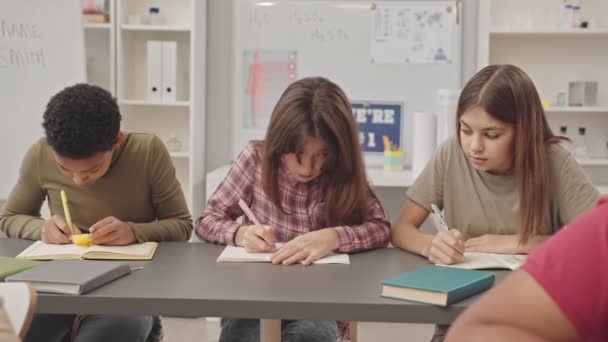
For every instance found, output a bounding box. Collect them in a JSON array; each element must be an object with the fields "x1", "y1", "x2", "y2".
[
  {"x1": 568, "y1": 81, "x2": 598, "y2": 106},
  {"x1": 384, "y1": 150, "x2": 404, "y2": 171},
  {"x1": 147, "y1": 7, "x2": 164, "y2": 25},
  {"x1": 166, "y1": 136, "x2": 183, "y2": 152},
  {"x1": 573, "y1": 127, "x2": 590, "y2": 158},
  {"x1": 555, "y1": 91, "x2": 567, "y2": 106},
  {"x1": 128, "y1": 13, "x2": 142, "y2": 25}
]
